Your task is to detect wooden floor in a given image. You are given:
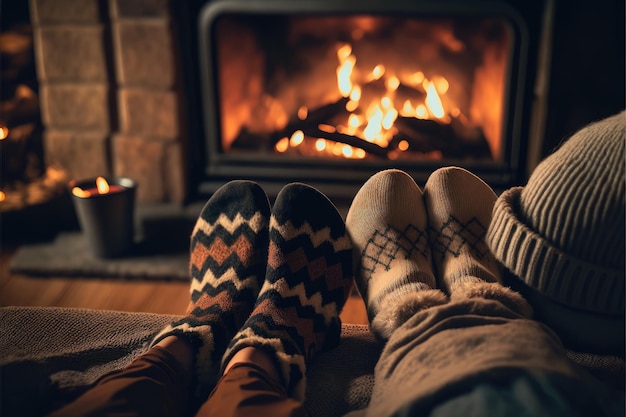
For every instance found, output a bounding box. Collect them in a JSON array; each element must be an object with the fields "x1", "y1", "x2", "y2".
[{"x1": 0, "y1": 245, "x2": 369, "y2": 324}]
